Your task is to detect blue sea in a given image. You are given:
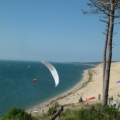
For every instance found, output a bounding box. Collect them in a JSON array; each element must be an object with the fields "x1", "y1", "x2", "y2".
[{"x1": 0, "y1": 60, "x2": 95, "y2": 117}]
